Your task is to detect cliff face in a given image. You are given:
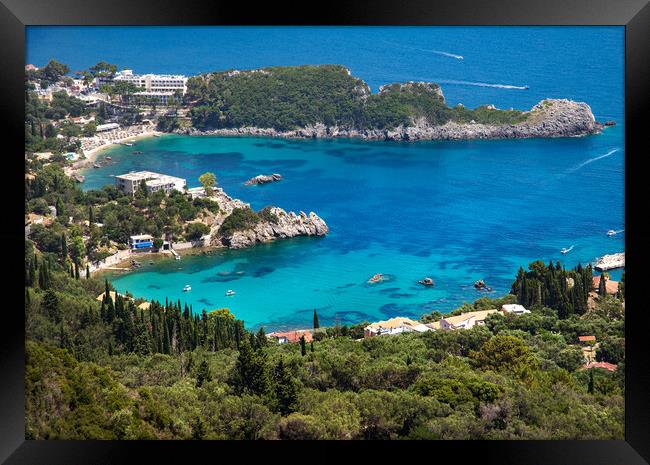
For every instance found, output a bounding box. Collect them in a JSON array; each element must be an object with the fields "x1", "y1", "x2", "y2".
[
  {"x1": 200, "y1": 189, "x2": 328, "y2": 249},
  {"x1": 178, "y1": 99, "x2": 601, "y2": 141}
]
